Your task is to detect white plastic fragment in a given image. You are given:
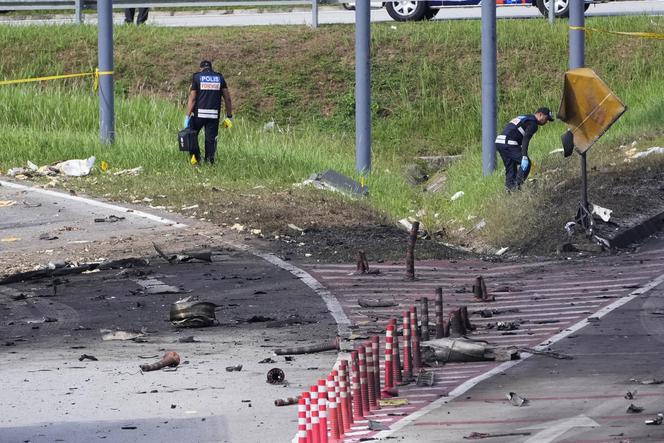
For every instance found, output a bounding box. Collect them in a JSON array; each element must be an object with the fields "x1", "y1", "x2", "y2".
[
  {"x1": 450, "y1": 191, "x2": 464, "y2": 201},
  {"x1": 590, "y1": 203, "x2": 612, "y2": 222}
]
